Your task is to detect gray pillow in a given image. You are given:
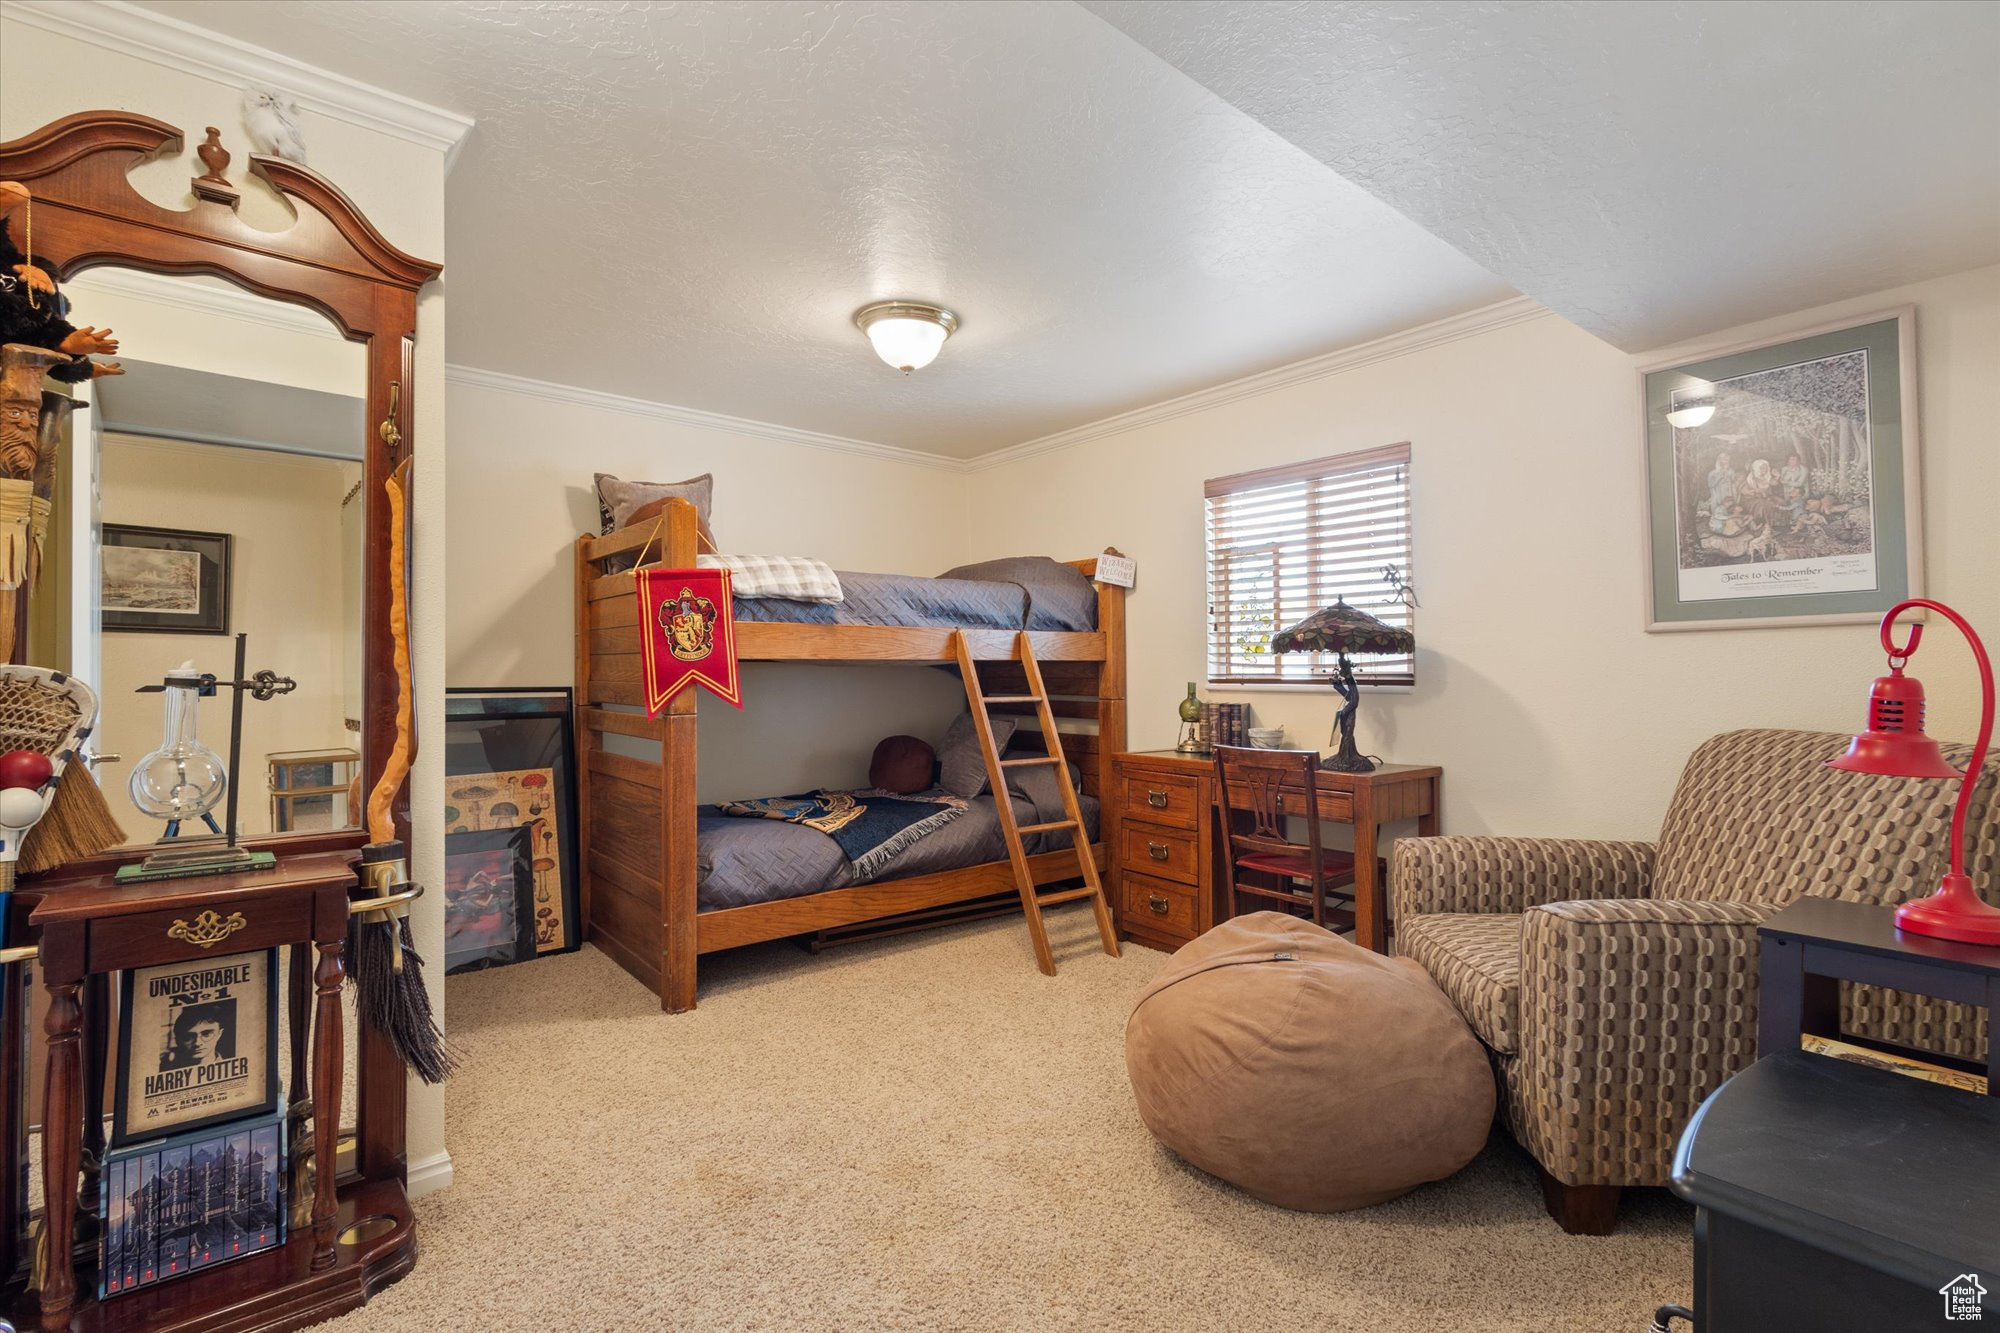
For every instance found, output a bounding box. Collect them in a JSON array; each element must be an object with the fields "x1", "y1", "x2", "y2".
[
  {"x1": 595, "y1": 472, "x2": 714, "y2": 536},
  {"x1": 937, "y1": 556, "x2": 1097, "y2": 630},
  {"x1": 938, "y1": 711, "x2": 1016, "y2": 798},
  {"x1": 1004, "y1": 759, "x2": 1083, "y2": 823}
]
